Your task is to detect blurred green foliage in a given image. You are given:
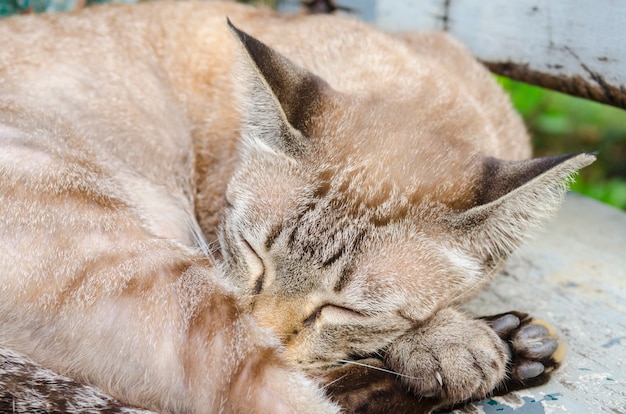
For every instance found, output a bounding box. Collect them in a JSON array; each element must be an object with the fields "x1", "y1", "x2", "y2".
[{"x1": 498, "y1": 77, "x2": 626, "y2": 210}]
